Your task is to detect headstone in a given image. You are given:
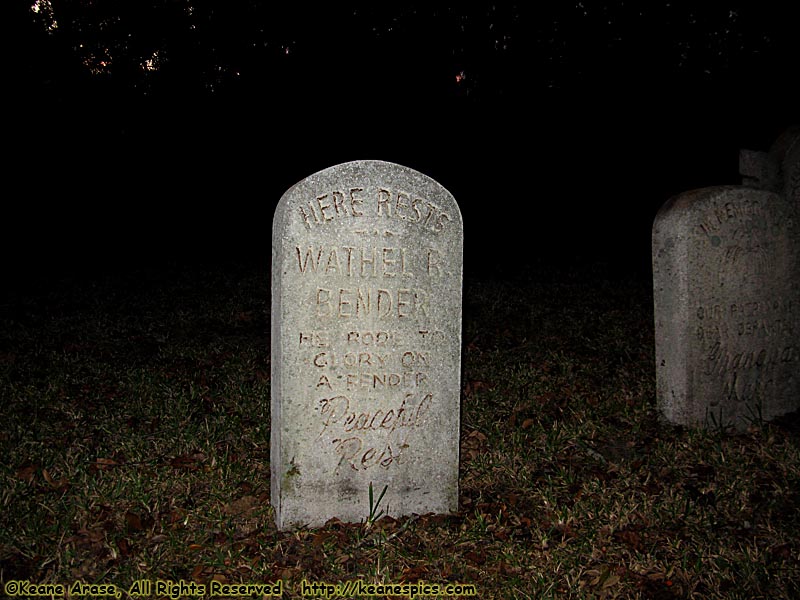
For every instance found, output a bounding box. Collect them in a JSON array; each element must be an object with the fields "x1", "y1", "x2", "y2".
[
  {"x1": 740, "y1": 125, "x2": 799, "y2": 210},
  {"x1": 653, "y1": 185, "x2": 799, "y2": 430},
  {"x1": 772, "y1": 126, "x2": 799, "y2": 210},
  {"x1": 739, "y1": 149, "x2": 779, "y2": 191},
  {"x1": 271, "y1": 160, "x2": 463, "y2": 530}
]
